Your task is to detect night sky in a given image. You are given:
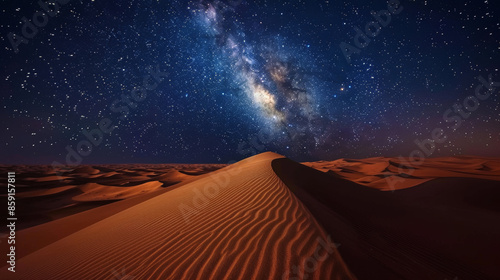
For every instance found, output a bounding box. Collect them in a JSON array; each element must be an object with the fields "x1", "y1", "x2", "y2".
[{"x1": 1, "y1": 0, "x2": 499, "y2": 164}]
